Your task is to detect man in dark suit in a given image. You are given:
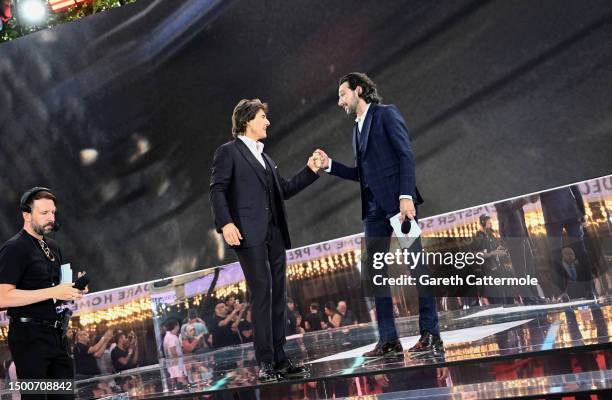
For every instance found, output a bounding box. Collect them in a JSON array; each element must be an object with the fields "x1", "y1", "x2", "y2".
[
  {"x1": 209, "y1": 99, "x2": 318, "y2": 382},
  {"x1": 494, "y1": 197, "x2": 544, "y2": 303},
  {"x1": 316, "y1": 72, "x2": 441, "y2": 357},
  {"x1": 538, "y1": 185, "x2": 593, "y2": 299}
]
